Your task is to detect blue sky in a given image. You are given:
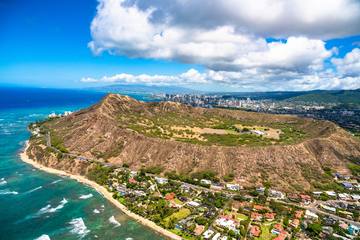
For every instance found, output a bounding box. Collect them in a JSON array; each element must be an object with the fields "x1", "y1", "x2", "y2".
[
  {"x1": 0, "y1": 0, "x2": 200, "y2": 88},
  {"x1": 1, "y1": 0, "x2": 360, "y2": 91}
]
